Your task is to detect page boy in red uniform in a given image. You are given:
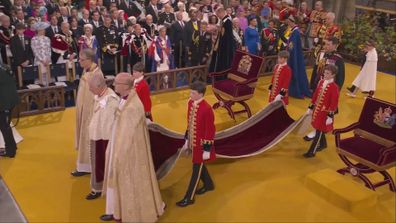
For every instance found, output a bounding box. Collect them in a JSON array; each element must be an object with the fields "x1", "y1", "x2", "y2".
[
  {"x1": 177, "y1": 81, "x2": 216, "y2": 207},
  {"x1": 132, "y1": 62, "x2": 153, "y2": 121},
  {"x1": 304, "y1": 64, "x2": 339, "y2": 158},
  {"x1": 269, "y1": 50, "x2": 292, "y2": 105}
]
